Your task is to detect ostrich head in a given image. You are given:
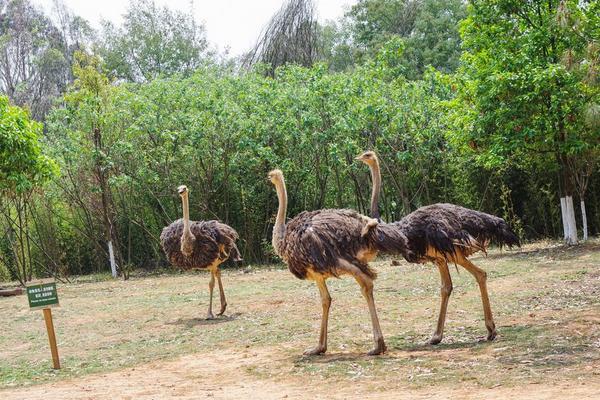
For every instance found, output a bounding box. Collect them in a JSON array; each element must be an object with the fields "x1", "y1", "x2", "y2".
[
  {"x1": 267, "y1": 169, "x2": 284, "y2": 185},
  {"x1": 355, "y1": 150, "x2": 378, "y2": 166},
  {"x1": 177, "y1": 185, "x2": 188, "y2": 196}
]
